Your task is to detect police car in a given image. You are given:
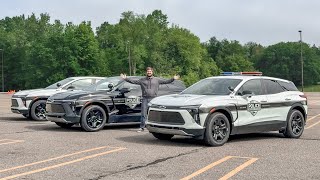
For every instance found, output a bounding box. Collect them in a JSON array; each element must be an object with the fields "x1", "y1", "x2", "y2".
[{"x1": 146, "y1": 72, "x2": 307, "y2": 146}]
